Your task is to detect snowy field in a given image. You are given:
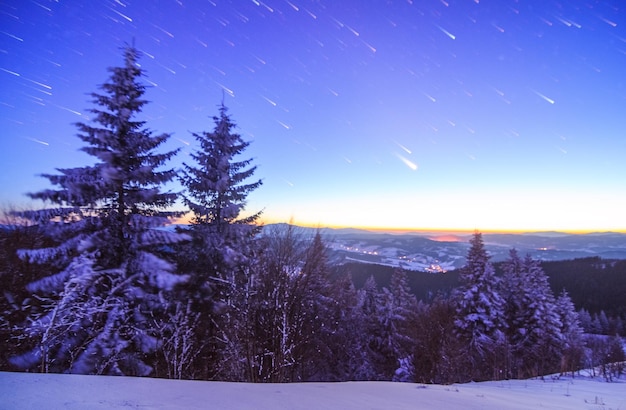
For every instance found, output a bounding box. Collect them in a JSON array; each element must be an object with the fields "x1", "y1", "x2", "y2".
[{"x1": 1, "y1": 371, "x2": 624, "y2": 410}]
